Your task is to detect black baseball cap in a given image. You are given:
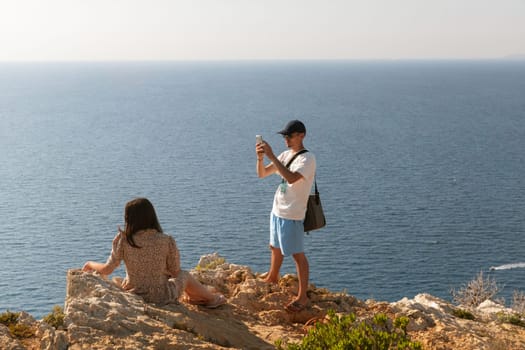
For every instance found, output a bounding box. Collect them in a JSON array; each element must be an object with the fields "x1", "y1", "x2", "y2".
[{"x1": 277, "y1": 120, "x2": 306, "y2": 135}]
